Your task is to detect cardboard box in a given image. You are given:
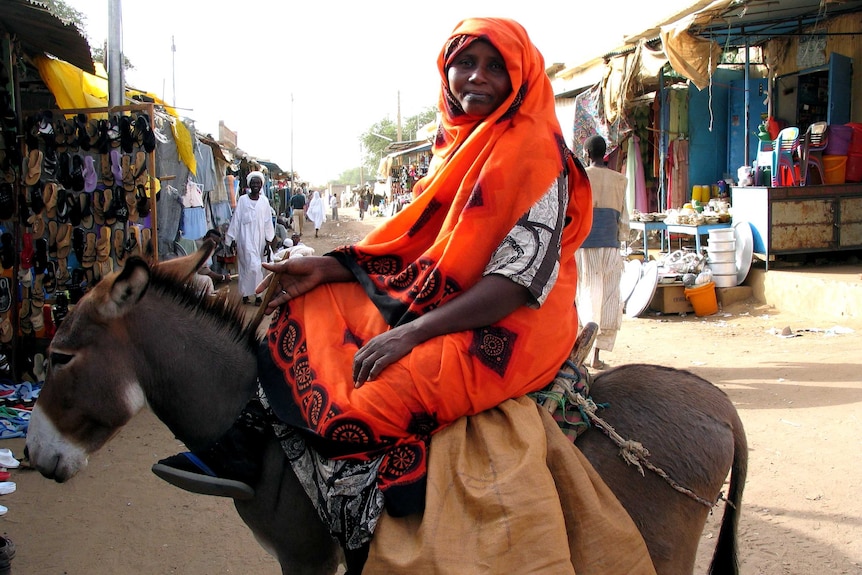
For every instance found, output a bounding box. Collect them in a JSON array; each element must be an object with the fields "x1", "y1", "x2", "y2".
[{"x1": 648, "y1": 283, "x2": 695, "y2": 314}]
